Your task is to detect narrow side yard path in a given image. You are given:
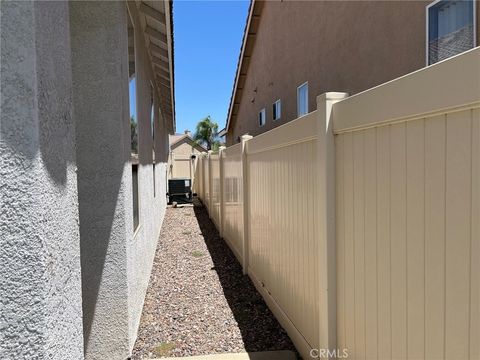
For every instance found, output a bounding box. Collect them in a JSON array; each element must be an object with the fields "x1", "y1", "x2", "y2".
[{"x1": 131, "y1": 199, "x2": 295, "y2": 359}]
